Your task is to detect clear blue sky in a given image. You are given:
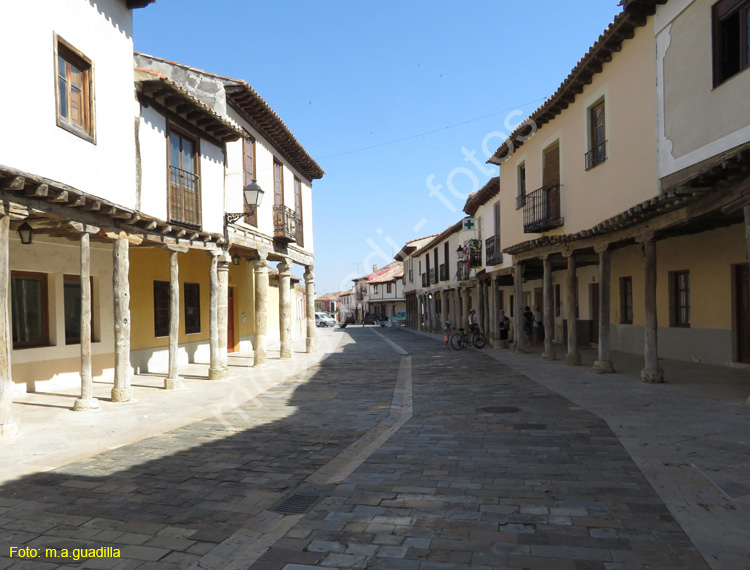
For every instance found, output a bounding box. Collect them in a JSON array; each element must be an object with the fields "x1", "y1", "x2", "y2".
[{"x1": 134, "y1": 1, "x2": 624, "y2": 295}]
